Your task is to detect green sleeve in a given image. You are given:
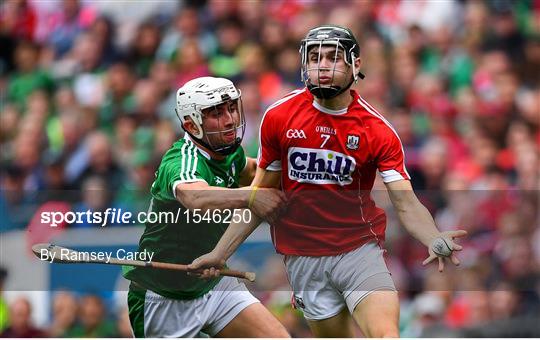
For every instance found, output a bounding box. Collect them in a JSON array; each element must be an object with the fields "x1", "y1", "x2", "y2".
[{"x1": 151, "y1": 141, "x2": 210, "y2": 201}]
